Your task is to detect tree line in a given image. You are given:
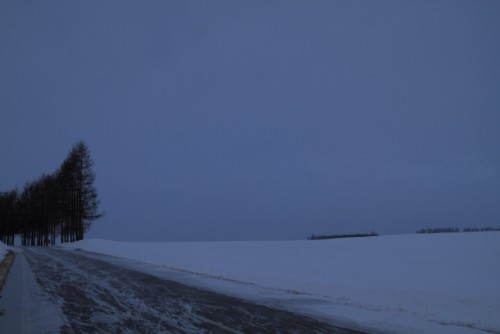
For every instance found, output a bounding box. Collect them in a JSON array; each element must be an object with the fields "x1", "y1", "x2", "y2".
[
  {"x1": 0, "y1": 141, "x2": 101, "y2": 246},
  {"x1": 307, "y1": 232, "x2": 378, "y2": 240},
  {"x1": 416, "y1": 226, "x2": 500, "y2": 234}
]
